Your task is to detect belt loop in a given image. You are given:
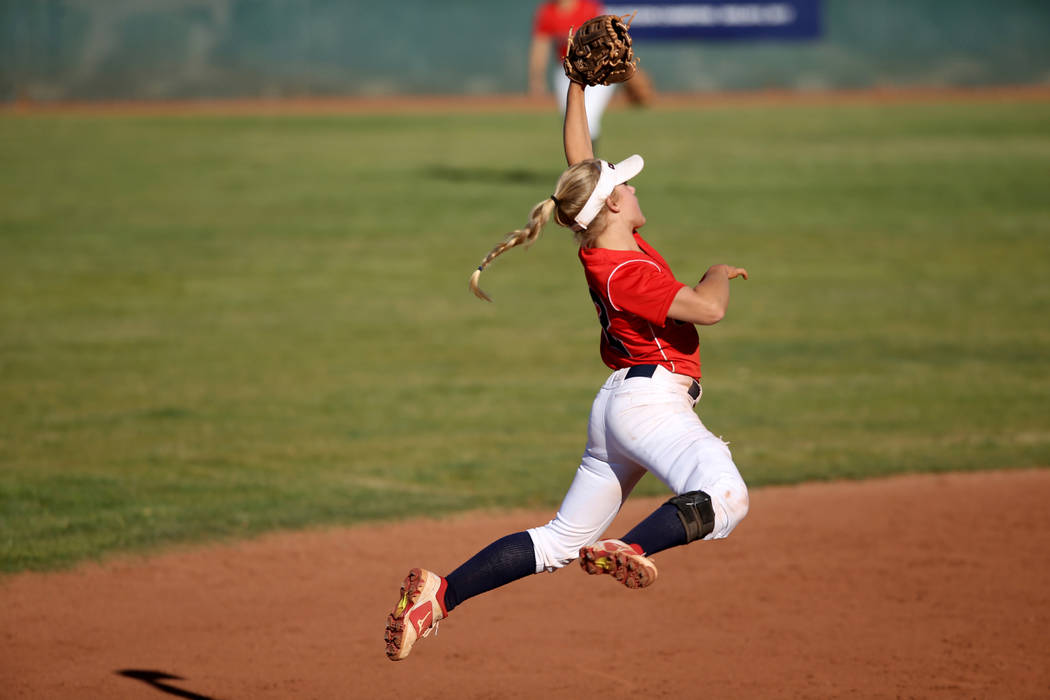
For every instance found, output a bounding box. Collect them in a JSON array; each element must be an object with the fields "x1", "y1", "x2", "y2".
[{"x1": 624, "y1": 364, "x2": 701, "y2": 404}]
